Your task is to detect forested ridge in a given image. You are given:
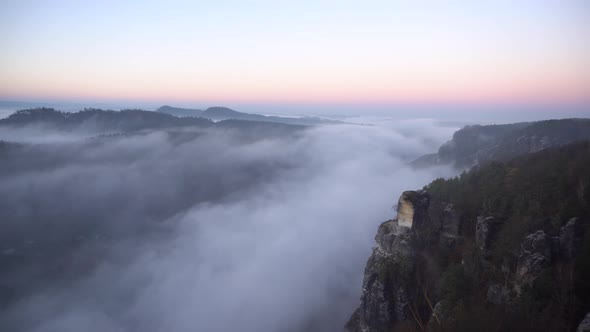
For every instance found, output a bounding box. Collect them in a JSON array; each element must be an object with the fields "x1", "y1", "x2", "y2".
[{"x1": 420, "y1": 141, "x2": 590, "y2": 331}]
